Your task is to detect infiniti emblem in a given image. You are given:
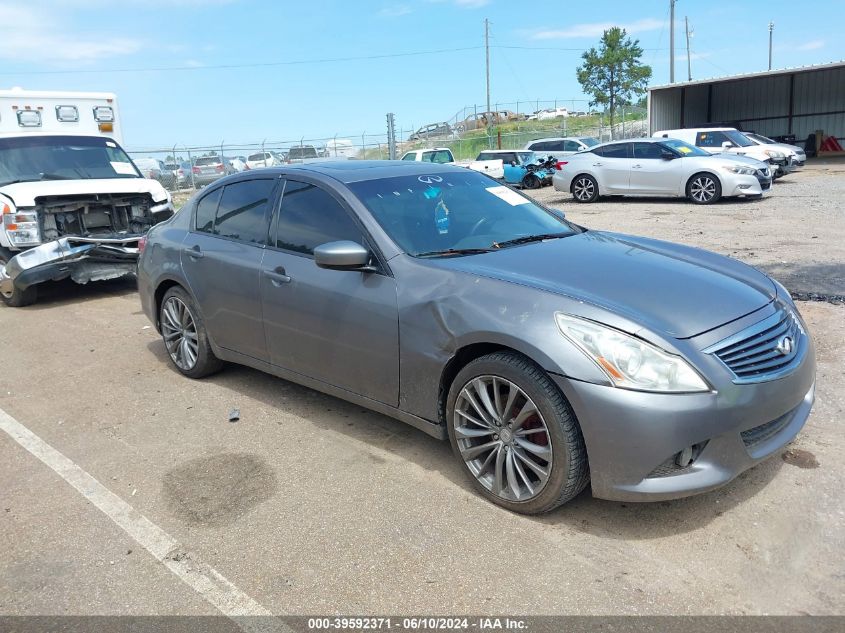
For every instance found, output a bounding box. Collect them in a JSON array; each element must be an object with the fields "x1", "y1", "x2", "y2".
[{"x1": 776, "y1": 336, "x2": 794, "y2": 356}]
